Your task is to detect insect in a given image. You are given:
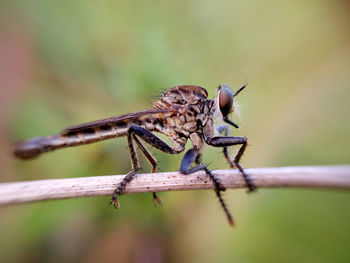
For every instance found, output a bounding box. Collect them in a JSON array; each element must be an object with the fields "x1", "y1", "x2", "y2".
[{"x1": 14, "y1": 84, "x2": 255, "y2": 225}]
